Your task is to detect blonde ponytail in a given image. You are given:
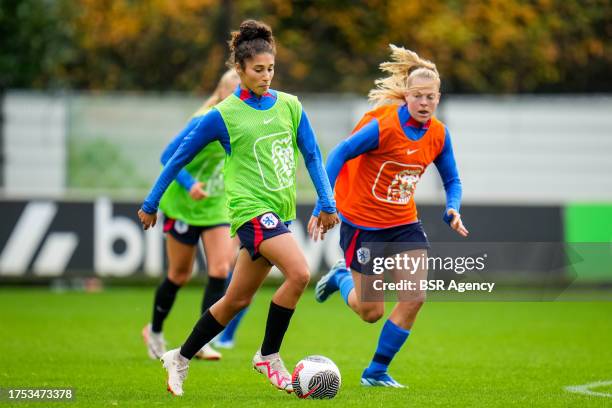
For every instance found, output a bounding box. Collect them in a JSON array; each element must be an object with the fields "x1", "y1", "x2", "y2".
[{"x1": 368, "y1": 45, "x2": 440, "y2": 107}]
